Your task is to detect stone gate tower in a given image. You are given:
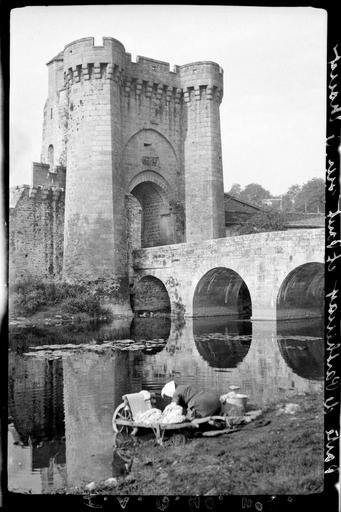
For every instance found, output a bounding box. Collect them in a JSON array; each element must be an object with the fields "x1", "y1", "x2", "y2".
[{"x1": 41, "y1": 37, "x2": 225, "y2": 314}]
